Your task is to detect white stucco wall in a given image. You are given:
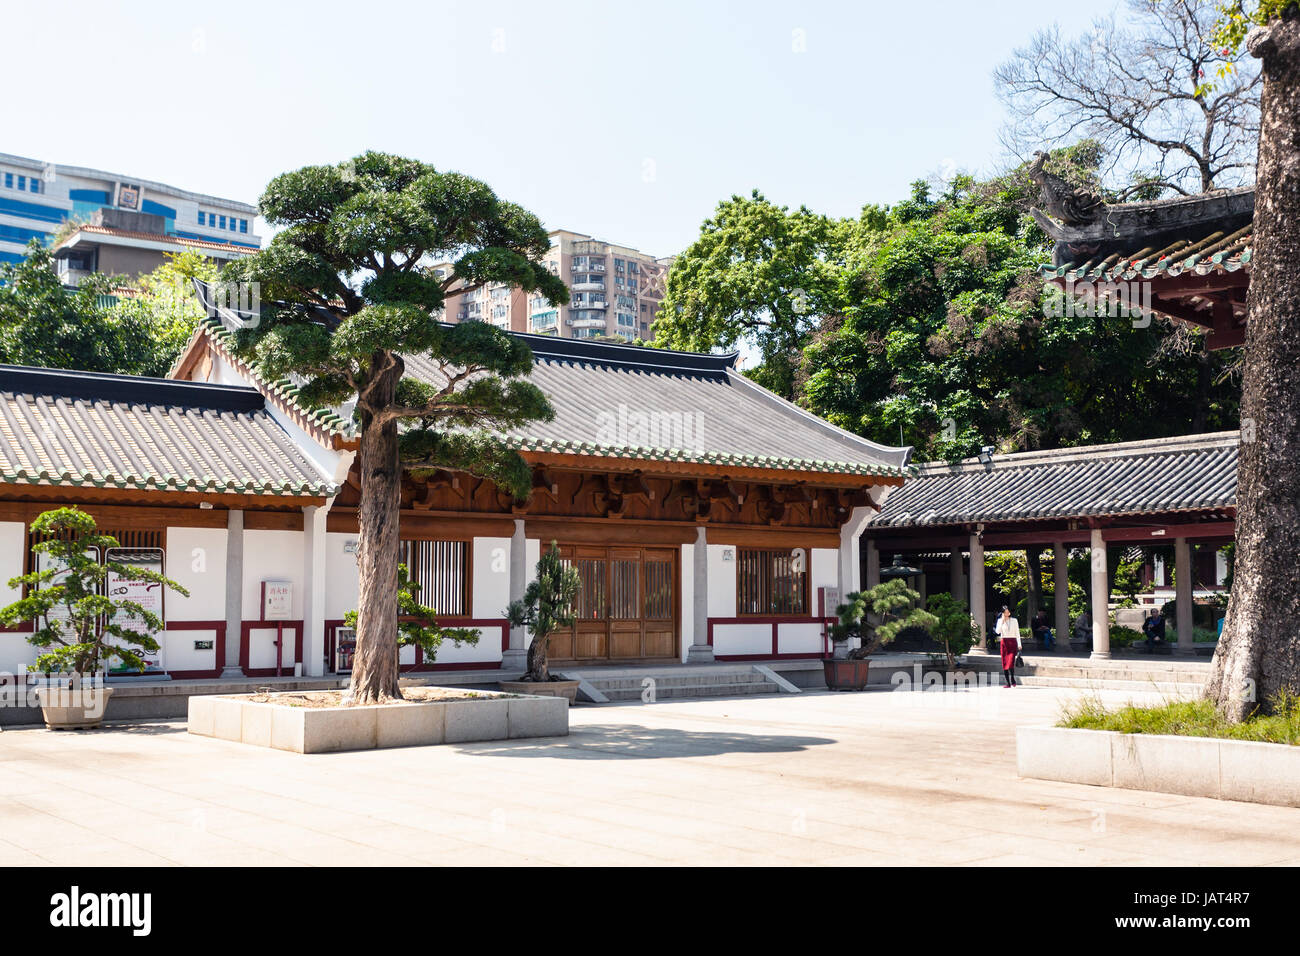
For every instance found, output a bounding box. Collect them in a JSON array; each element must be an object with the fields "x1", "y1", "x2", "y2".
[
  {"x1": 324, "y1": 531, "x2": 360, "y2": 621},
  {"x1": 707, "y1": 544, "x2": 737, "y2": 618},
  {"x1": 242, "y1": 530, "x2": 306, "y2": 621},
  {"x1": 472, "y1": 537, "x2": 511, "y2": 620},
  {"x1": 165, "y1": 527, "x2": 227, "y2": 622},
  {"x1": 679, "y1": 542, "x2": 694, "y2": 662},
  {"x1": 0, "y1": 522, "x2": 30, "y2": 674}
]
